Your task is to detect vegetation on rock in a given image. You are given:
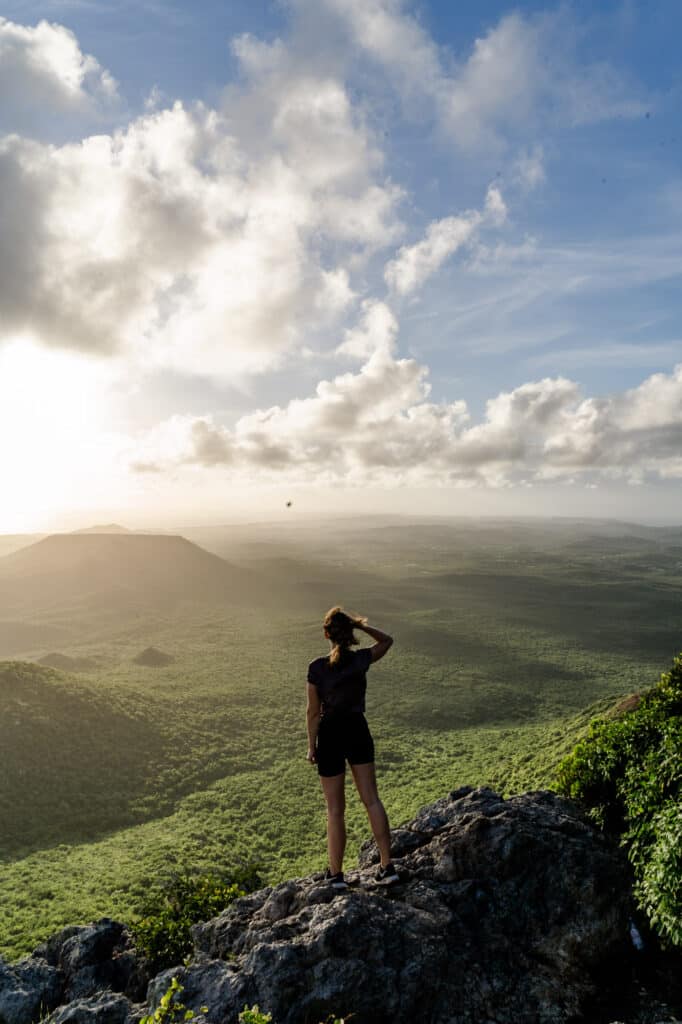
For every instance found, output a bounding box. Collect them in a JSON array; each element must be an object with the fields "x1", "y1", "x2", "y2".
[
  {"x1": 132, "y1": 867, "x2": 262, "y2": 972},
  {"x1": 557, "y1": 653, "x2": 682, "y2": 946}
]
